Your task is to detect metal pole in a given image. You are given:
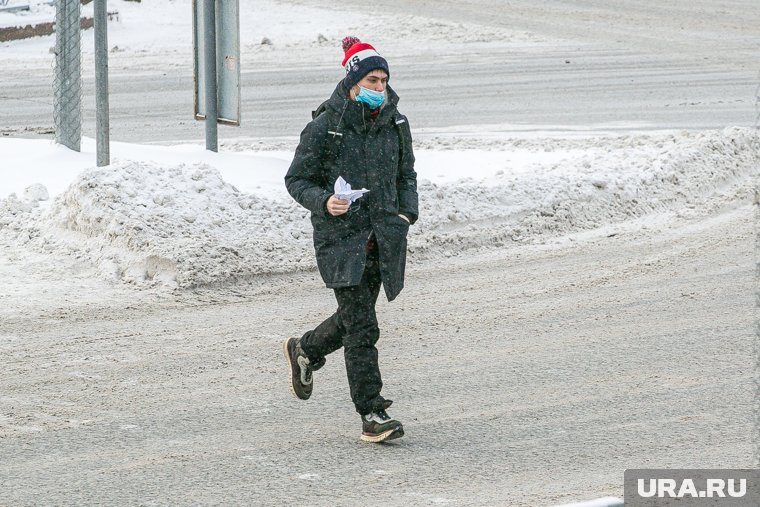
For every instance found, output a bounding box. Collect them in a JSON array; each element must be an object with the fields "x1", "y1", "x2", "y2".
[
  {"x1": 203, "y1": 0, "x2": 218, "y2": 152},
  {"x1": 755, "y1": 187, "x2": 760, "y2": 469},
  {"x1": 94, "y1": 0, "x2": 110, "y2": 166}
]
